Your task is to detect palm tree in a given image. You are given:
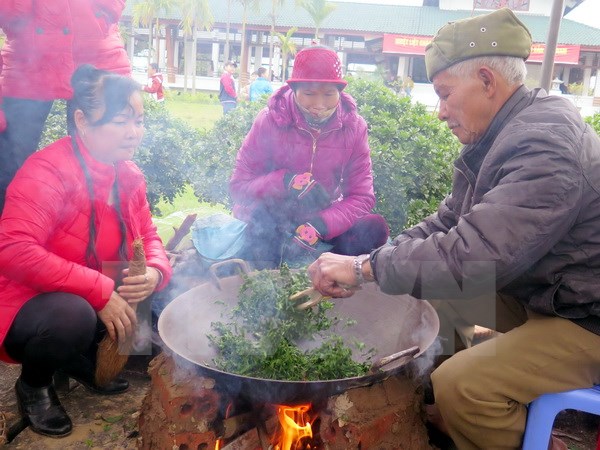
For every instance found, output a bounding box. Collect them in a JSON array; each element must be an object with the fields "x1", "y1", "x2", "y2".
[
  {"x1": 268, "y1": 0, "x2": 286, "y2": 80},
  {"x1": 224, "y1": 0, "x2": 233, "y2": 63},
  {"x1": 236, "y1": 0, "x2": 261, "y2": 89},
  {"x1": 275, "y1": 27, "x2": 298, "y2": 81},
  {"x1": 132, "y1": 0, "x2": 176, "y2": 66},
  {"x1": 297, "y1": 0, "x2": 336, "y2": 41},
  {"x1": 179, "y1": 0, "x2": 214, "y2": 93}
]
